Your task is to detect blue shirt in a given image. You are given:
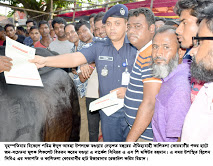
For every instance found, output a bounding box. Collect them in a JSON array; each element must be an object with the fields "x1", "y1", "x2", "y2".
[
  {"x1": 71, "y1": 40, "x2": 86, "y2": 53},
  {"x1": 183, "y1": 48, "x2": 192, "y2": 63},
  {"x1": 23, "y1": 36, "x2": 33, "y2": 46},
  {"x1": 124, "y1": 42, "x2": 161, "y2": 141},
  {"x1": 24, "y1": 36, "x2": 42, "y2": 46},
  {"x1": 80, "y1": 36, "x2": 137, "y2": 97}
]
